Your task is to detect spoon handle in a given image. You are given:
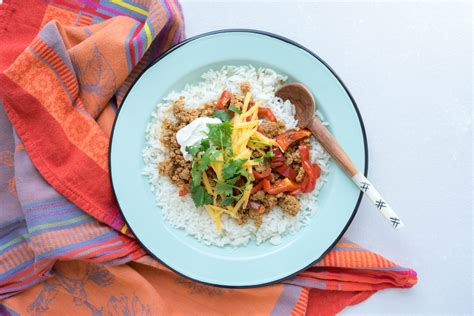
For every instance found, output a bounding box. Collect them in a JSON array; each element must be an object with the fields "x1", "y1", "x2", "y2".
[{"x1": 308, "y1": 118, "x2": 404, "y2": 229}]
